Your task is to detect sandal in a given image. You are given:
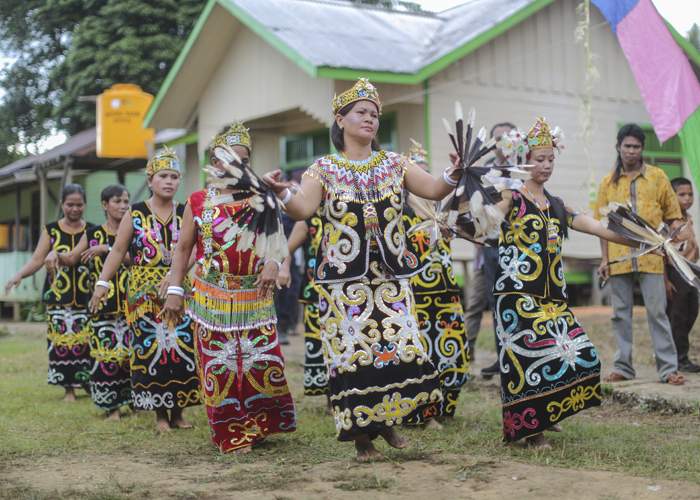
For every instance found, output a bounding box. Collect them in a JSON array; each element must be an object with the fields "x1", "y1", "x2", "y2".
[
  {"x1": 604, "y1": 372, "x2": 632, "y2": 382},
  {"x1": 663, "y1": 372, "x2": 685, "y2": 386}
]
